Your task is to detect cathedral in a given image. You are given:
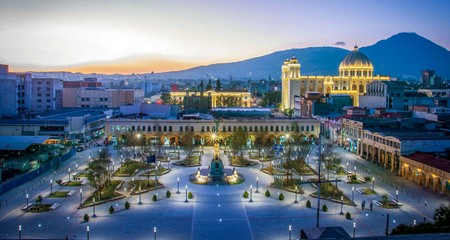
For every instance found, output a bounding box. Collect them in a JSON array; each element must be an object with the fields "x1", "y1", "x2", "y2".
[{"x1": 281, "y1": 46, "x2": 390, "y2": 110}]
